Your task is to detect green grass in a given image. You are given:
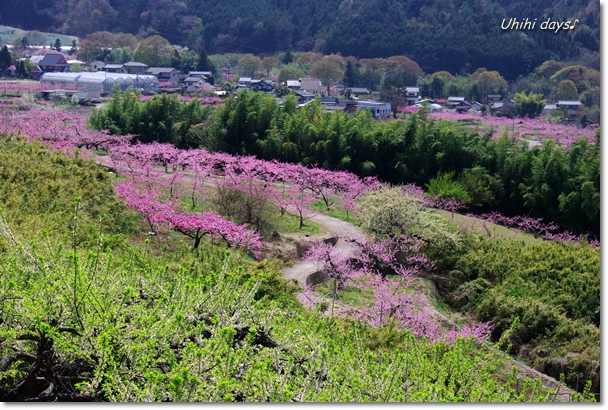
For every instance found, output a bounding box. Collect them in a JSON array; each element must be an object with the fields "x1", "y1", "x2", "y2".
[
  {"x1": 311, "y1": 200, "x2": 359, "y2": 224},
  {"x1": 0, "y1": 25, "x2": 78, "y2": 46},
  {"x1": 316, "y1": 281, "x2": 374, "y2": 308},
  {"x1": 177, "y1": 187, "x2": 325, "y2": 237},
  {"x1": 431, "y1": 208, "x2": 543, "y2": 245},
  {"x1": 269, "y1": 210, "x2": 325, "y2": 235}
]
